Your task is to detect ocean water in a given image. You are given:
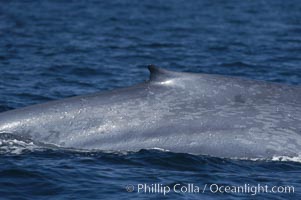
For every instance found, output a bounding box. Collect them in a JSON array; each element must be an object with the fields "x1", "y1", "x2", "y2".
[{"x1": 0, "y1": 0, "x2": 301, "y2": 199}]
